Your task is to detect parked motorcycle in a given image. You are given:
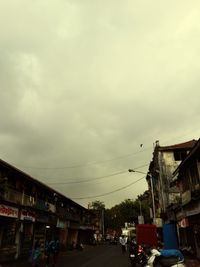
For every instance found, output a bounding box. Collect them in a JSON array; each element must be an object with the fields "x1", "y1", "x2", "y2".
[
  {"x1": 129, "y1": 241, "x2": 147, "y2": 267},
  {"x1": 144, "y1": 248, "x2": 186, "y2": 267}
]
